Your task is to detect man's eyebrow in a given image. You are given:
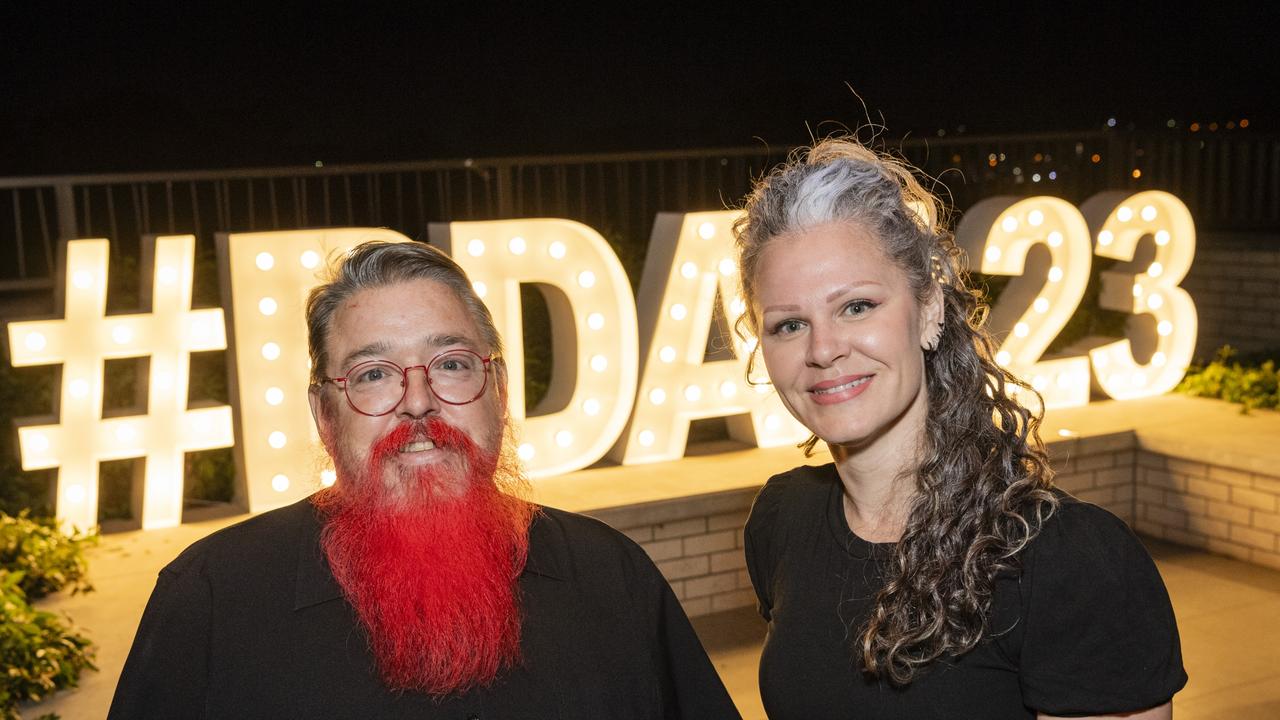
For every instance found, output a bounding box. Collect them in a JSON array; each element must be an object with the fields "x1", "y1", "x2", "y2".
[
  {"x1": 337, "y1": 341, "x2": 393, "y2": 373},
  {"x1": 426, "y1": 333, "x2": 477, "y2": 350}
]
